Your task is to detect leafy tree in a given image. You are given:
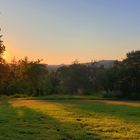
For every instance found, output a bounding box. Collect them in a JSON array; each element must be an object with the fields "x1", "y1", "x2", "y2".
[
  {"x1": 0, "y1": 29, "x2": 9, "y2": 94},
  {"x1": 0, "y1": 28, "x2": 5, "y2": 64},
  {"x1": 18, "y1": 57, "x2": 48, "y2": 96},
  {"x1": 123, "y1": 50, "x2": 140, "y2": 68},
  {"x1": 57, "y1": 63, "x2": 93, "y2": 94},
  {"x1": 120, "y1": 50, "x2": 140, "y2": 98}
]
